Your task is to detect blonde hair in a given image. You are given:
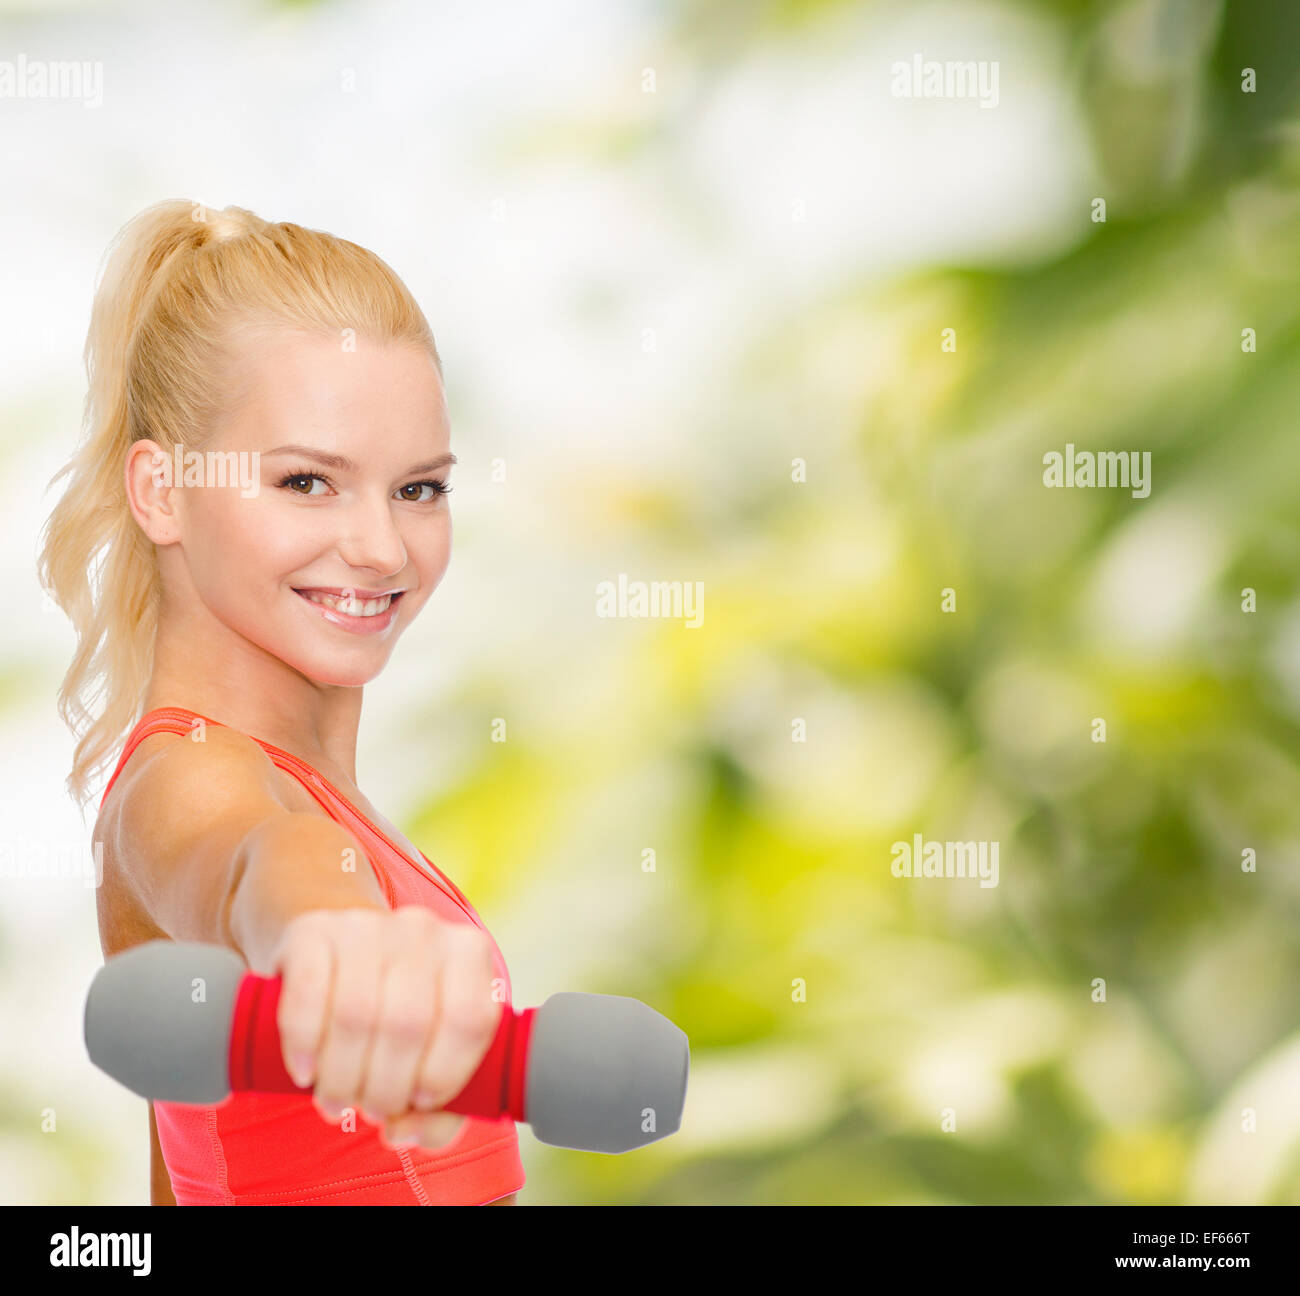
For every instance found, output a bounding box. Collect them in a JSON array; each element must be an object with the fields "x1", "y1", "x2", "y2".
[{"x1": 38, "y1": 200, "x2": 441, "y2": 809}]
